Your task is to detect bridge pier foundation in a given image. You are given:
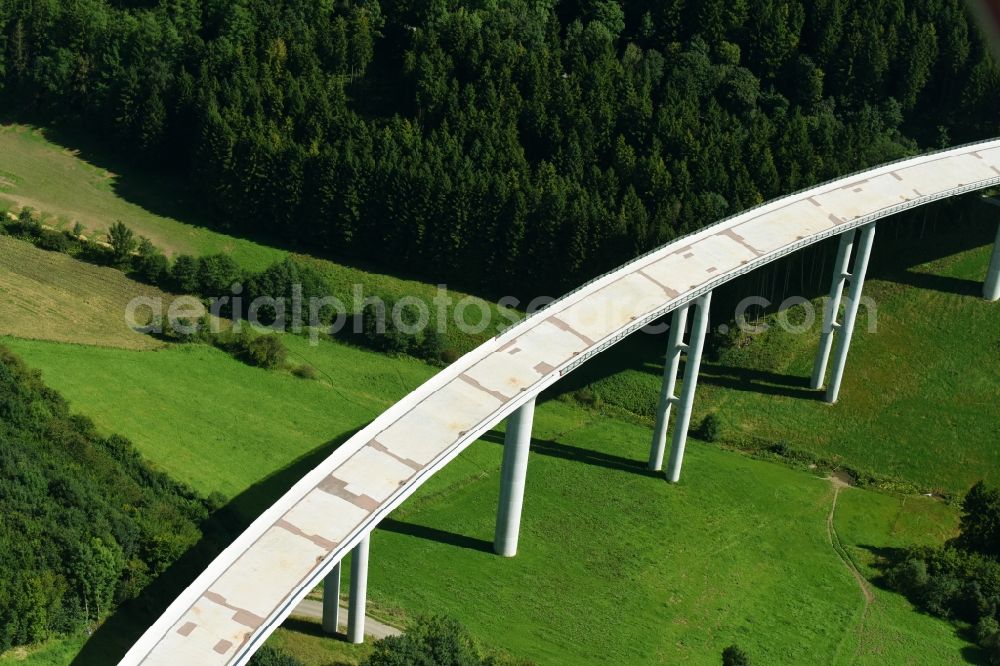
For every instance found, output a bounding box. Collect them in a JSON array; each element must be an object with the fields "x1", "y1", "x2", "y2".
[
  {"x1": 665, "y1": 291, "x2": 712, "y2": 483},
  {"x1": 347, "y1": 535, "x2": 370, "y2": 644},
  {"x1": 321, "y1": 561, "x2": 341, "y2": 634},
  {"x1": 824, "y1": 223, "x2": 877, "y2": 404},
  {"x1": 494, "y1": 397, "x2": 536, "y2": 557},
  {"x1": 984, "y1": 221, "x2": 1000, "y2": 301},
  {"x1": 648, "y1": 305, "x2": 690, "y2": 471}
]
